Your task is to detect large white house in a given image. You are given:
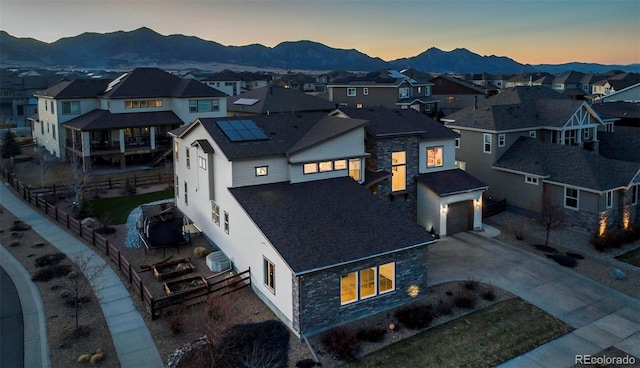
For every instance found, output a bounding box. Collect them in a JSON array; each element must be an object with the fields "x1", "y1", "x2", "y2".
[
  {"x1": 32, "y1": 68, "x2": 227, "y2": 168},
  {"x1": 170, "y1": 111, "x2": 435, "y2": 337}
]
